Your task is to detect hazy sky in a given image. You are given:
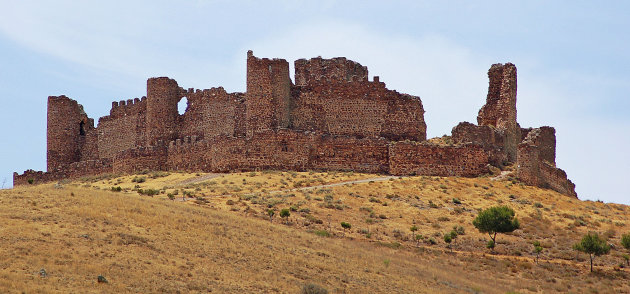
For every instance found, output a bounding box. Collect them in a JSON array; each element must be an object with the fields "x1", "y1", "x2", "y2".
[{"x1": 1, "y1": 1, "x2": 628, "y2": 203}]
